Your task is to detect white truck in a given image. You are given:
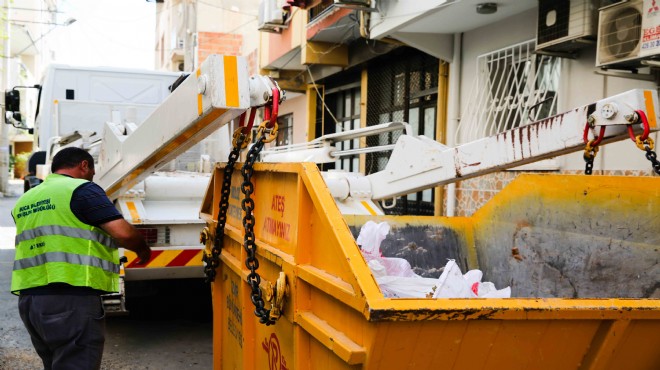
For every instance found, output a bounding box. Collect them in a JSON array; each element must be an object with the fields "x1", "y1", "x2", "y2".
[{"x1": 8, "y1": 59, "x2": 269, "y2": 313}]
